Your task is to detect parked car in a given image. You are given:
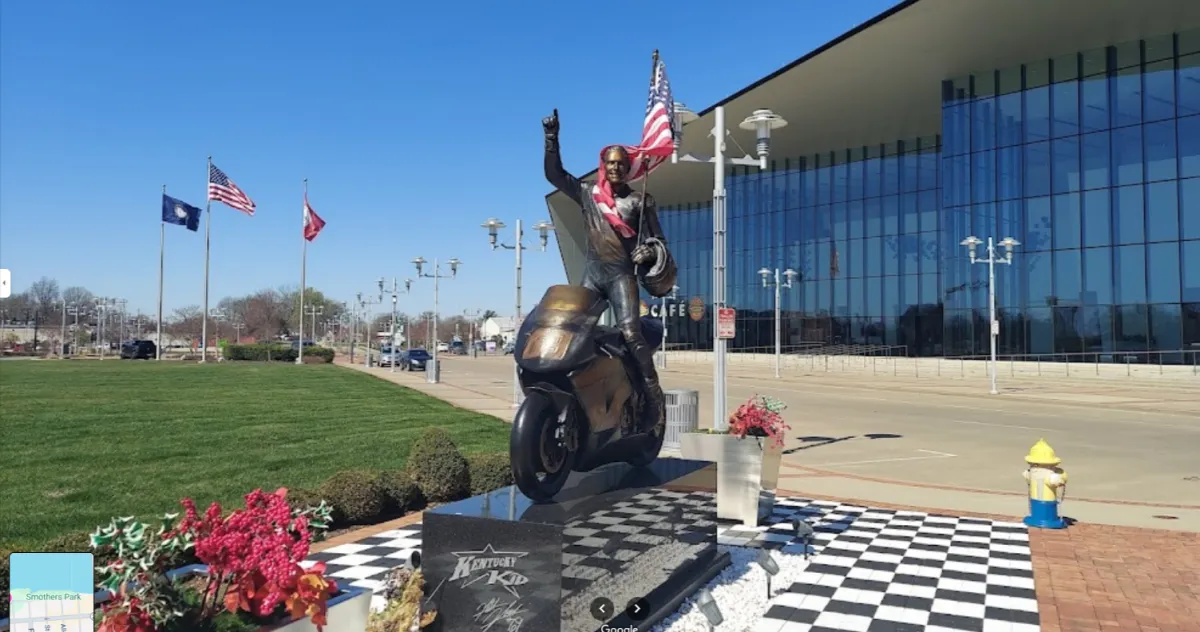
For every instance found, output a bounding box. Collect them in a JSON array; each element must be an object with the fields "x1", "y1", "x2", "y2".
[
  {"x1": 379, "y1": 346, "x2": 403, "y2": 367},
  {"x1": 398, "y1": 348, "x2": 430, "y2": 371},
  {"x1": 450, "y1": 340, "x2": 466, "y2": 355},
  {"x1": 501, "y1": 342, "x2": 515, "y2": 355},
  {"x1": 120, "y1": 340, "x2": 157, "y2": 360},
  {"x1": 436, "y1": 342, "x2": 450, "y2": 353}
]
